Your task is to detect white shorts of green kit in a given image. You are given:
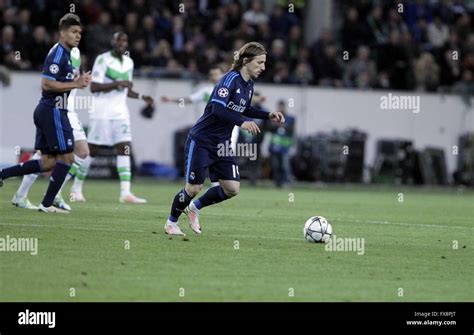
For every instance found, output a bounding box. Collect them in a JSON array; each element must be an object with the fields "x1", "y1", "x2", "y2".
[{"x1": 87, "y1": 118, "x2": 132, "y2": 146}]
